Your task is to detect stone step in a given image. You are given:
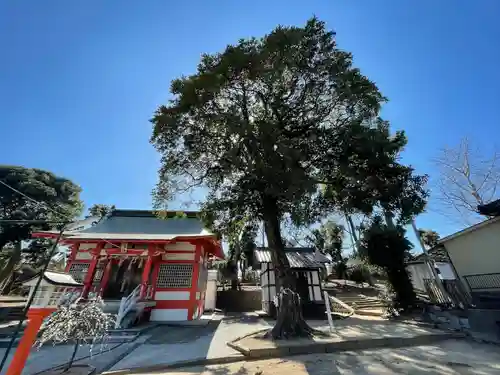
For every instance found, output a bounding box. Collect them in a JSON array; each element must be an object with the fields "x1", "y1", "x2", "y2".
[
  {"x1": 349, "y1": 302, "x2": 385, "y2": 308},
  {"x1": 355, "y1": 308, "x2": 386, "y2": 317}
]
